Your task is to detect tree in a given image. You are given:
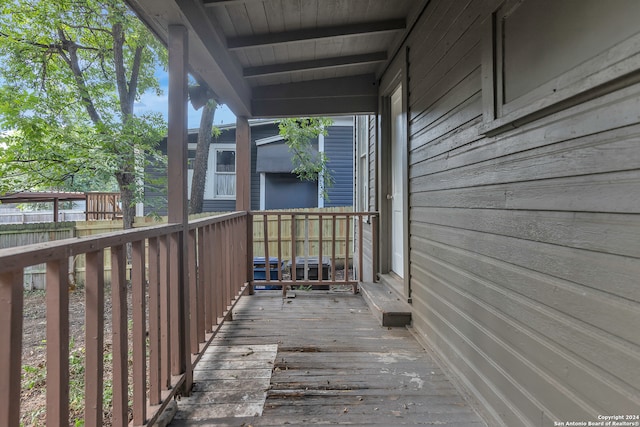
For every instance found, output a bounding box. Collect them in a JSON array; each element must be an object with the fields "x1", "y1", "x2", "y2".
[
  {"x1": 189, "y1": 97, "x2": 218, "y2": 214},
  {"x1": 0, "y1": 0, "x2": 166, "y2": 229},
  {"x1": 278, "y1": 117, "x2": 334, "y2": 200}
]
